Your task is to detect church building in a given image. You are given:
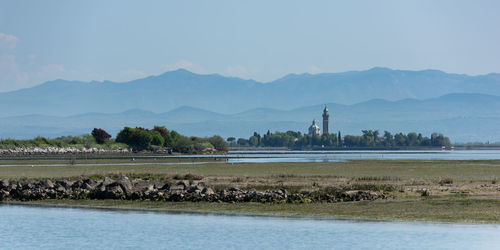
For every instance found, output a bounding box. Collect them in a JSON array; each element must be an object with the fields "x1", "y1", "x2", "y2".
[
  {"x1": 308, "y1": 105, "x2": 331, "y2": 136},
  {"x1": 308, "y1": 119, "x2": 321, "y2": 136}
]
